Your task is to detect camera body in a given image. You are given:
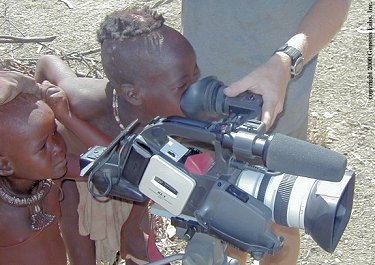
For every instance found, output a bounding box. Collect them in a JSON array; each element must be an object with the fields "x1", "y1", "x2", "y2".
[{"x1": 80, "y1": 76, "x2": 355, "y2": 259}]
